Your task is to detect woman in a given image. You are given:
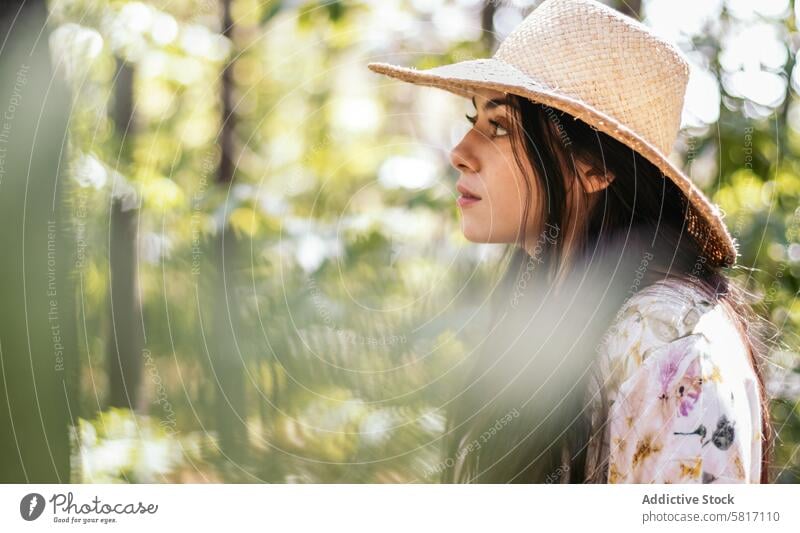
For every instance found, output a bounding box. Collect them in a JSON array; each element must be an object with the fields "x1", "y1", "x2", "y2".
[{"x1": 368, "y1": 0, "x2": 774, "y2": 483}]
